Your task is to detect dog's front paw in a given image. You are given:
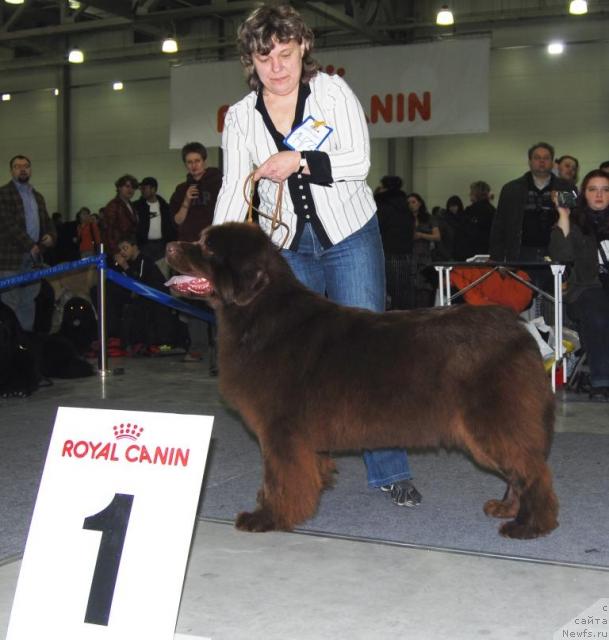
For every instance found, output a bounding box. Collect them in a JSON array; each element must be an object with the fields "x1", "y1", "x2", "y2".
[{"x1": 235, "y1": 509, "x2": 277, "y2": 532}]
